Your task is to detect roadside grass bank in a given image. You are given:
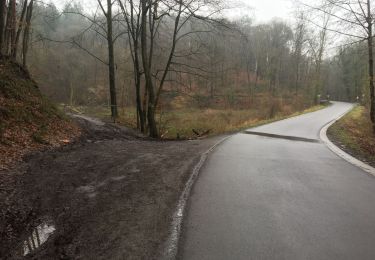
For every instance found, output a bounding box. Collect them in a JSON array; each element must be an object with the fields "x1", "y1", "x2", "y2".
[
  {"x1": 64, "y1": 104, "x2": 326, "y2": 139},
  {"x1": 327, "y1": 106, "x2": 375, "y2": 167}
]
